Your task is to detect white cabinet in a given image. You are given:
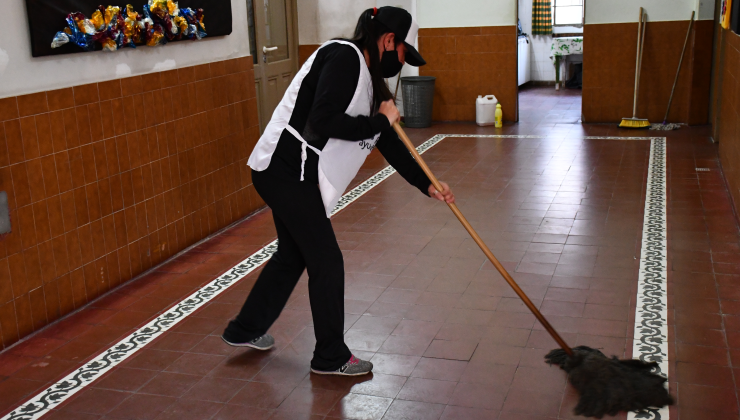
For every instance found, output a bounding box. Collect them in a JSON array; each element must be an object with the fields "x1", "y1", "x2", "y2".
[{"x1": 518, "y1": 36, "x2": 531, "y2": 86}]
